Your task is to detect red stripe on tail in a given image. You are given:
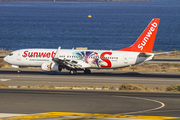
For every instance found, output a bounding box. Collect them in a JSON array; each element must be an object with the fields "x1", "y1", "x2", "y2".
[{"x1": 118, "y1": 18, "x2": 160, "y2": 53}]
